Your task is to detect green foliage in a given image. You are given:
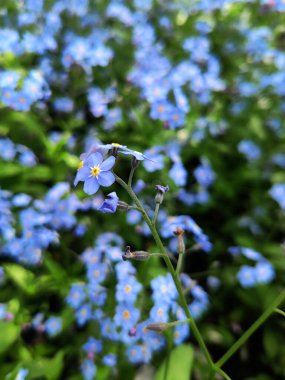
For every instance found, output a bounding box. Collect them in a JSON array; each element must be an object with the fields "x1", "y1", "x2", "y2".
[{"x1": 154, "y1": 345, "x2": 194, "y2": 380}]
